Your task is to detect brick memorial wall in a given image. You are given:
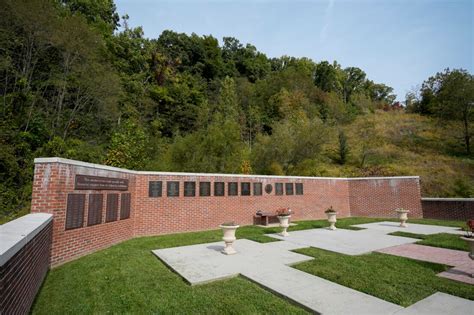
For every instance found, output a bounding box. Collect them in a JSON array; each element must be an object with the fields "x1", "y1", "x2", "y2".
[
  {"x1": 421, "y1": 198, "x2": 474, "y2": 221},
  {"x1": 30, "y1": 157, "x2": 423, "y2": 266}
]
